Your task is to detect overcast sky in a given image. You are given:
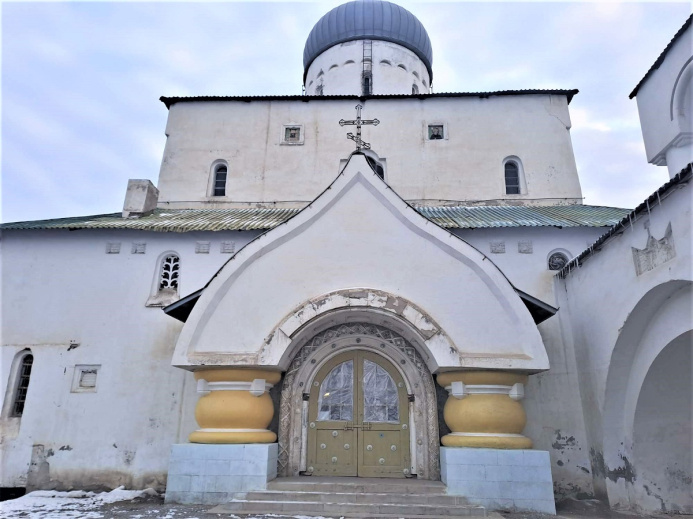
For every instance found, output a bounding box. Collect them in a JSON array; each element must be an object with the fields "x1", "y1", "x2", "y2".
[{"x1": 2, "y1": 1, "x2": 690, "y2": 223}]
